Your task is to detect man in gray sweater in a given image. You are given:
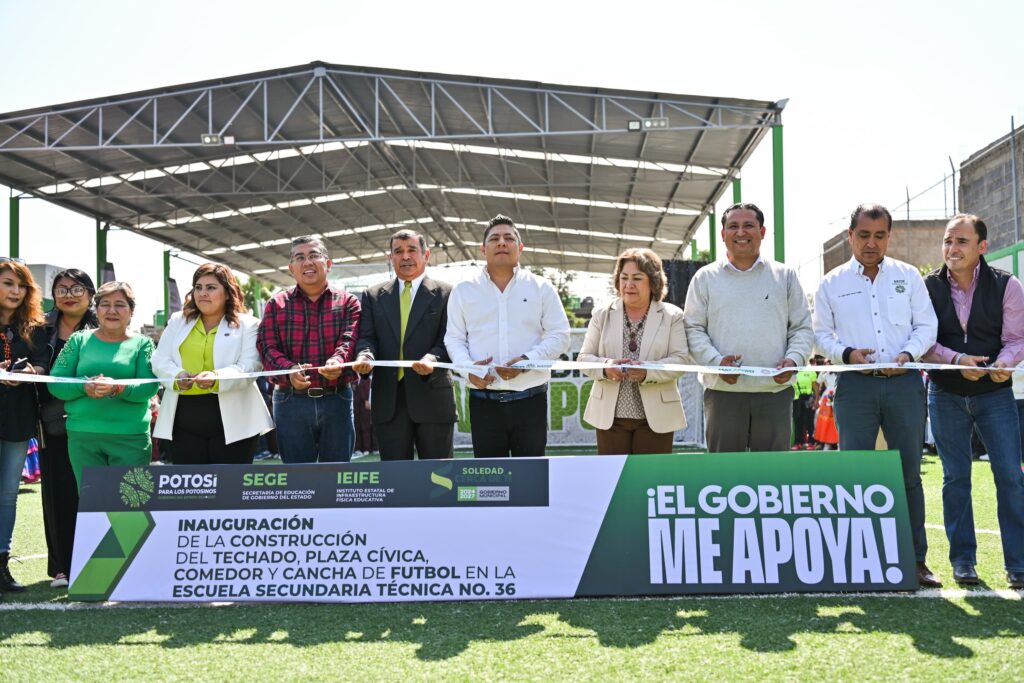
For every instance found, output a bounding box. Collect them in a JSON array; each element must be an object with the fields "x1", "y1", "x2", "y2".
[{"x1": 683, "y1": 203, "x2": 814, "y2": 452}]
